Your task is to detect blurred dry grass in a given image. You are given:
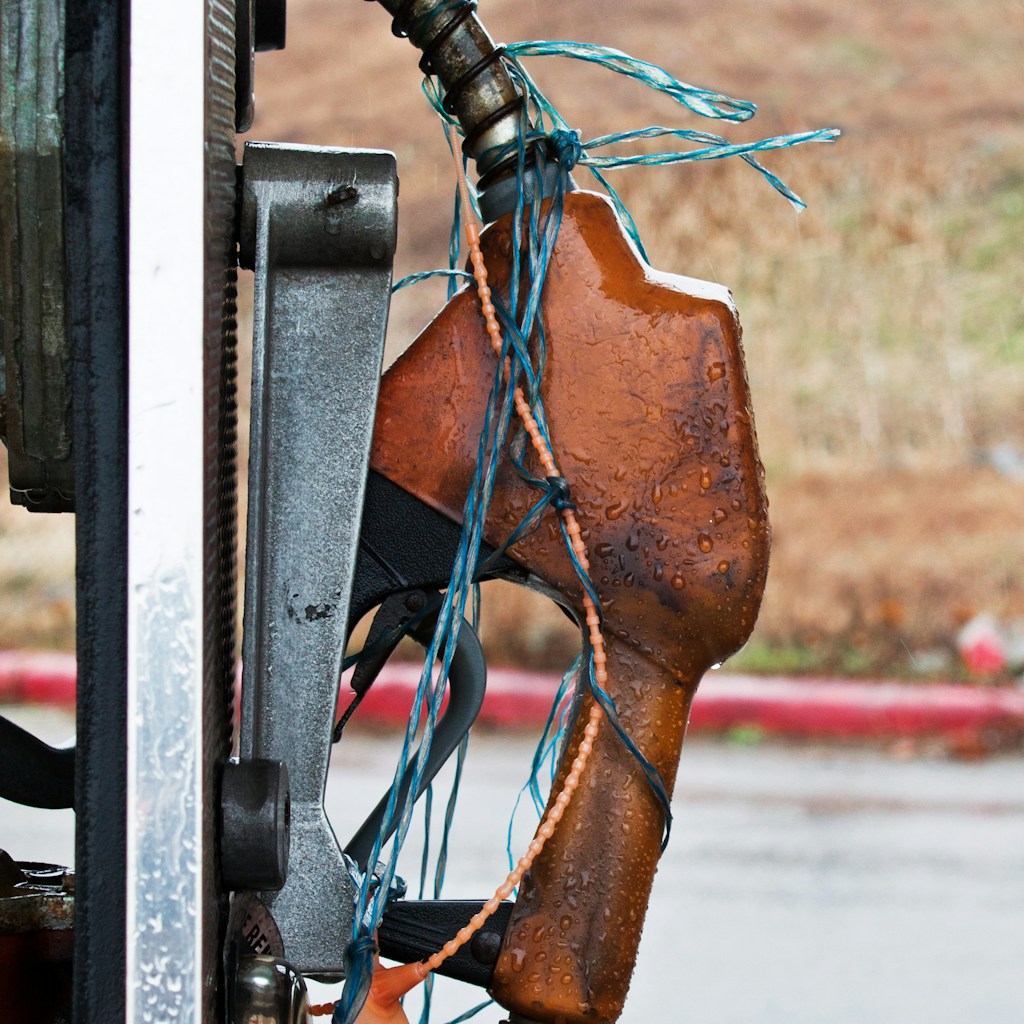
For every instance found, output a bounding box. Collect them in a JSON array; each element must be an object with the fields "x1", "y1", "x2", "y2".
[
  {"x1": 245, "y1": 0, "x2": 1024, "y2": 678},
  {"x1": 0, "y1": 494, "x2": 74, "y2": 651},
  {"x1": 2, "y1": 0, "x2": 1022, "y2": 677}
]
